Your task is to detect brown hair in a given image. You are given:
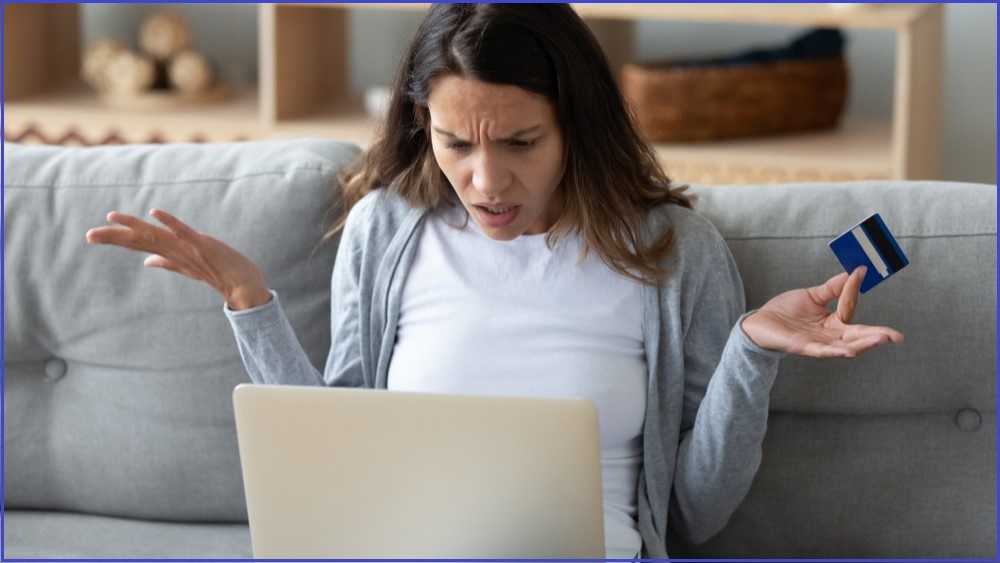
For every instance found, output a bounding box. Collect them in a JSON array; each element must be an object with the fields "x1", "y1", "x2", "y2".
[{"x1": 334, "y1": 3, "x2": 691, "y2": 285}]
